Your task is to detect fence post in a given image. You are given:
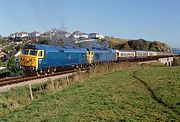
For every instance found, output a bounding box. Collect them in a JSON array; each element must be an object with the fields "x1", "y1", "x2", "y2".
[
  {"x1": 50, "y1": 78, "x2": 54, "y2": 85},
  {"x1": 66, "y1": 74, "x2": 70, "y2": 84},
  {"x1": 106, "y1": 65, "x2": 109, "y2": 72},
  {"x1": 29, "y1": 83, "x2": 33, "y2": 100}
]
